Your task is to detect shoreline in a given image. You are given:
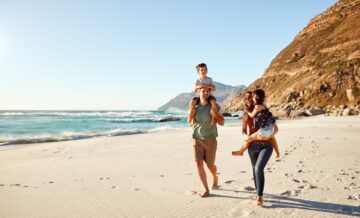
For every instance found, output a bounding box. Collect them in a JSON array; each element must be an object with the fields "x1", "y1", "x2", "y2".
[{"x1": 1, "y1": 115, "x2": 359, "y2": 217}]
